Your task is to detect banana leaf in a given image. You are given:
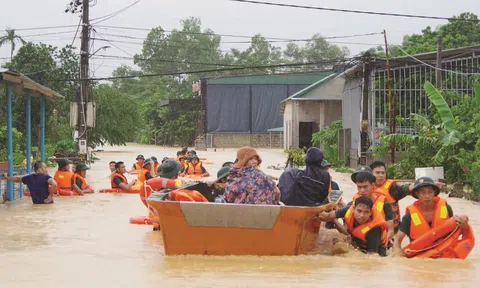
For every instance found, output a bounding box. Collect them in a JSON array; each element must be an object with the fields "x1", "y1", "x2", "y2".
[
  {"x1": 424, "y1": 81, "x2": 456, "y2": 133},
  {"x1": 441, "y1": 131, "x2": 461, "y2": 146},
  {"x1": 474, "y1": 80, "x2": 480, "y2": 106}
]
